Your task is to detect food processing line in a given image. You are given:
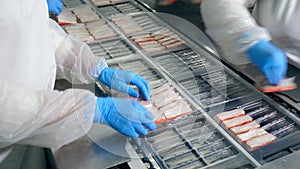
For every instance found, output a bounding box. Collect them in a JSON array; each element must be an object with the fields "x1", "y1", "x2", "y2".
[{"x1": 52, "y1": 0, "x2": 300, "y2": 168}]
